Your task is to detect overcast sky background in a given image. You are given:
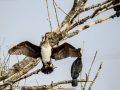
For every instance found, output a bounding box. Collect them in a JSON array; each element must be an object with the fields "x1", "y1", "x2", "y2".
[{"x1": 0, "y1": 0, "x2": 120, "y2": 90}]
